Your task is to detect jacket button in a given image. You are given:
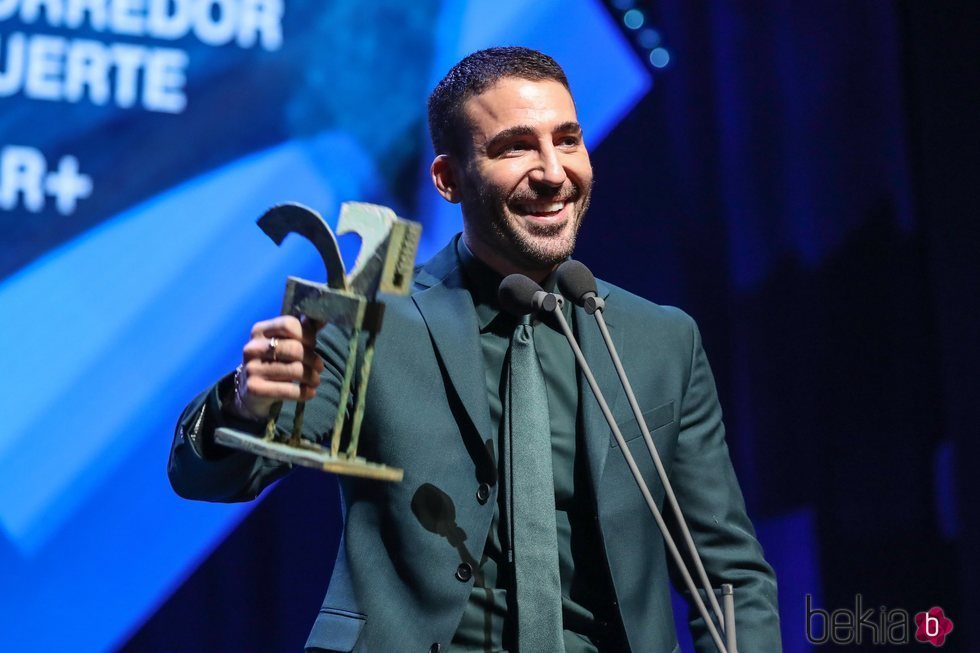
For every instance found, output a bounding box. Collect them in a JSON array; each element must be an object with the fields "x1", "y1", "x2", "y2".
[
  {"x1": 429, "y1": 644, "x2": 441, "y2": 653},
  {"x1": 455, "y1": 562, "x2": 473, "y2": 582},
  {"x1": 476, "y1": 483, "x2": 491, "y2": 504}
]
